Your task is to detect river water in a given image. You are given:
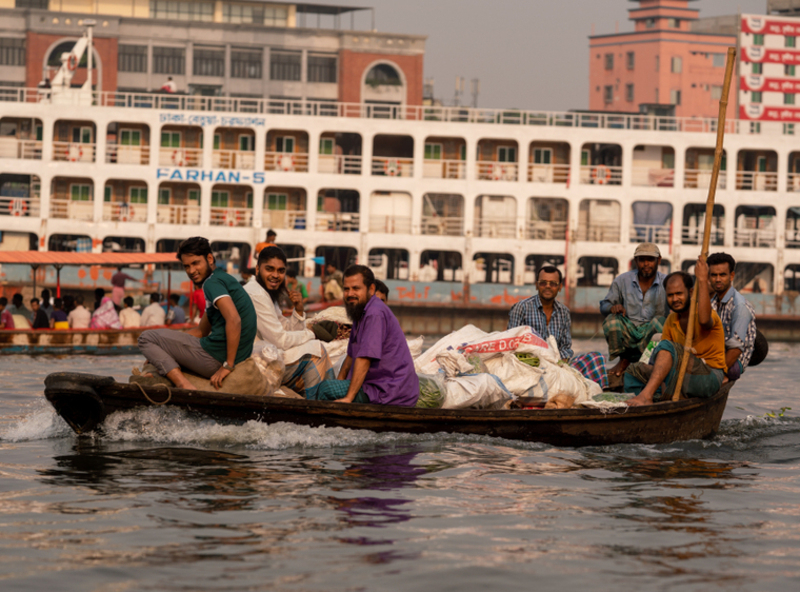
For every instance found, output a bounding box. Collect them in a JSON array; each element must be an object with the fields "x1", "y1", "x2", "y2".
[{"x1": 2, "y1": 340, "x2": 800, "y2": 591}]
